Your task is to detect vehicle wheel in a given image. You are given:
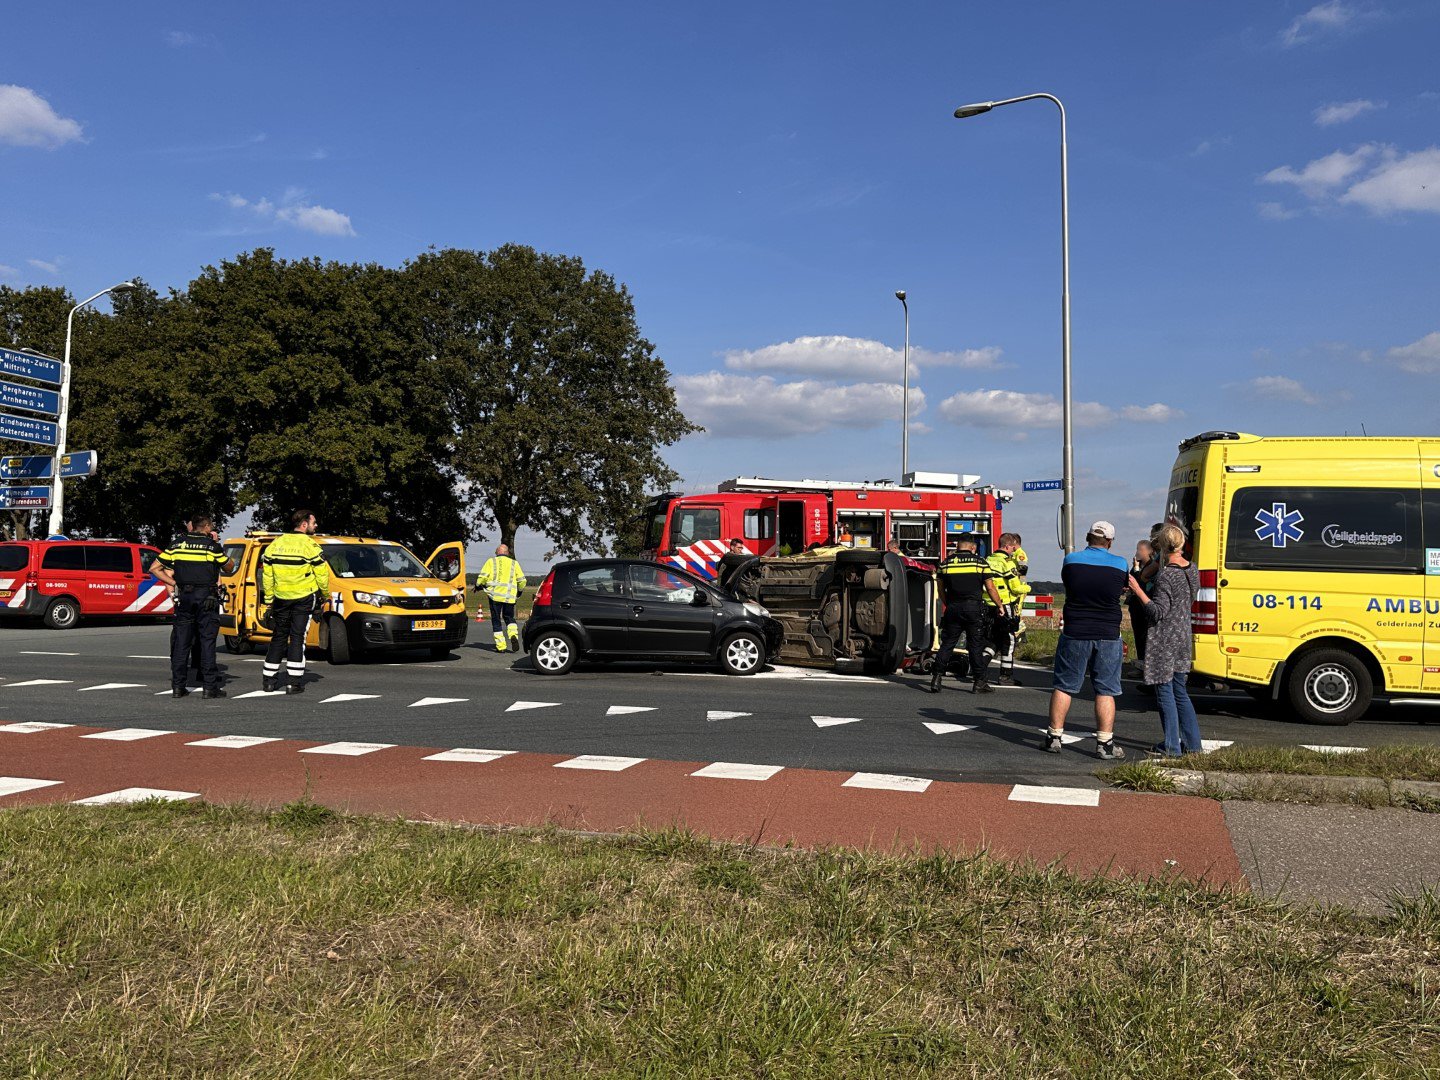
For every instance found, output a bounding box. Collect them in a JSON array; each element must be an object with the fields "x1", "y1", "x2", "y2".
[
  {"x1": 1286, "y1": 648, "x2": 1372, "y2": 726},
  {"x1": 223, "y1": 633, "x2": 251, "y2": 654},
  {"x1": 326, "y1": 615, "x2": 352, "y2": 666},
  {"x1": 43, "y1": 597, "x2": 79, "y2": 630},
  {"x1": 429, "y1": 646, "x2": 452, "y2": 659},
  {"x1": 719, "y1": 631, "x2": 764, "y2": 676},
  {"x1": 532, "y1": 631, "x2": 576, "y2": 675},
  {"x1": 914, "y1": 654, "x2": 934, "y2": 675}
]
